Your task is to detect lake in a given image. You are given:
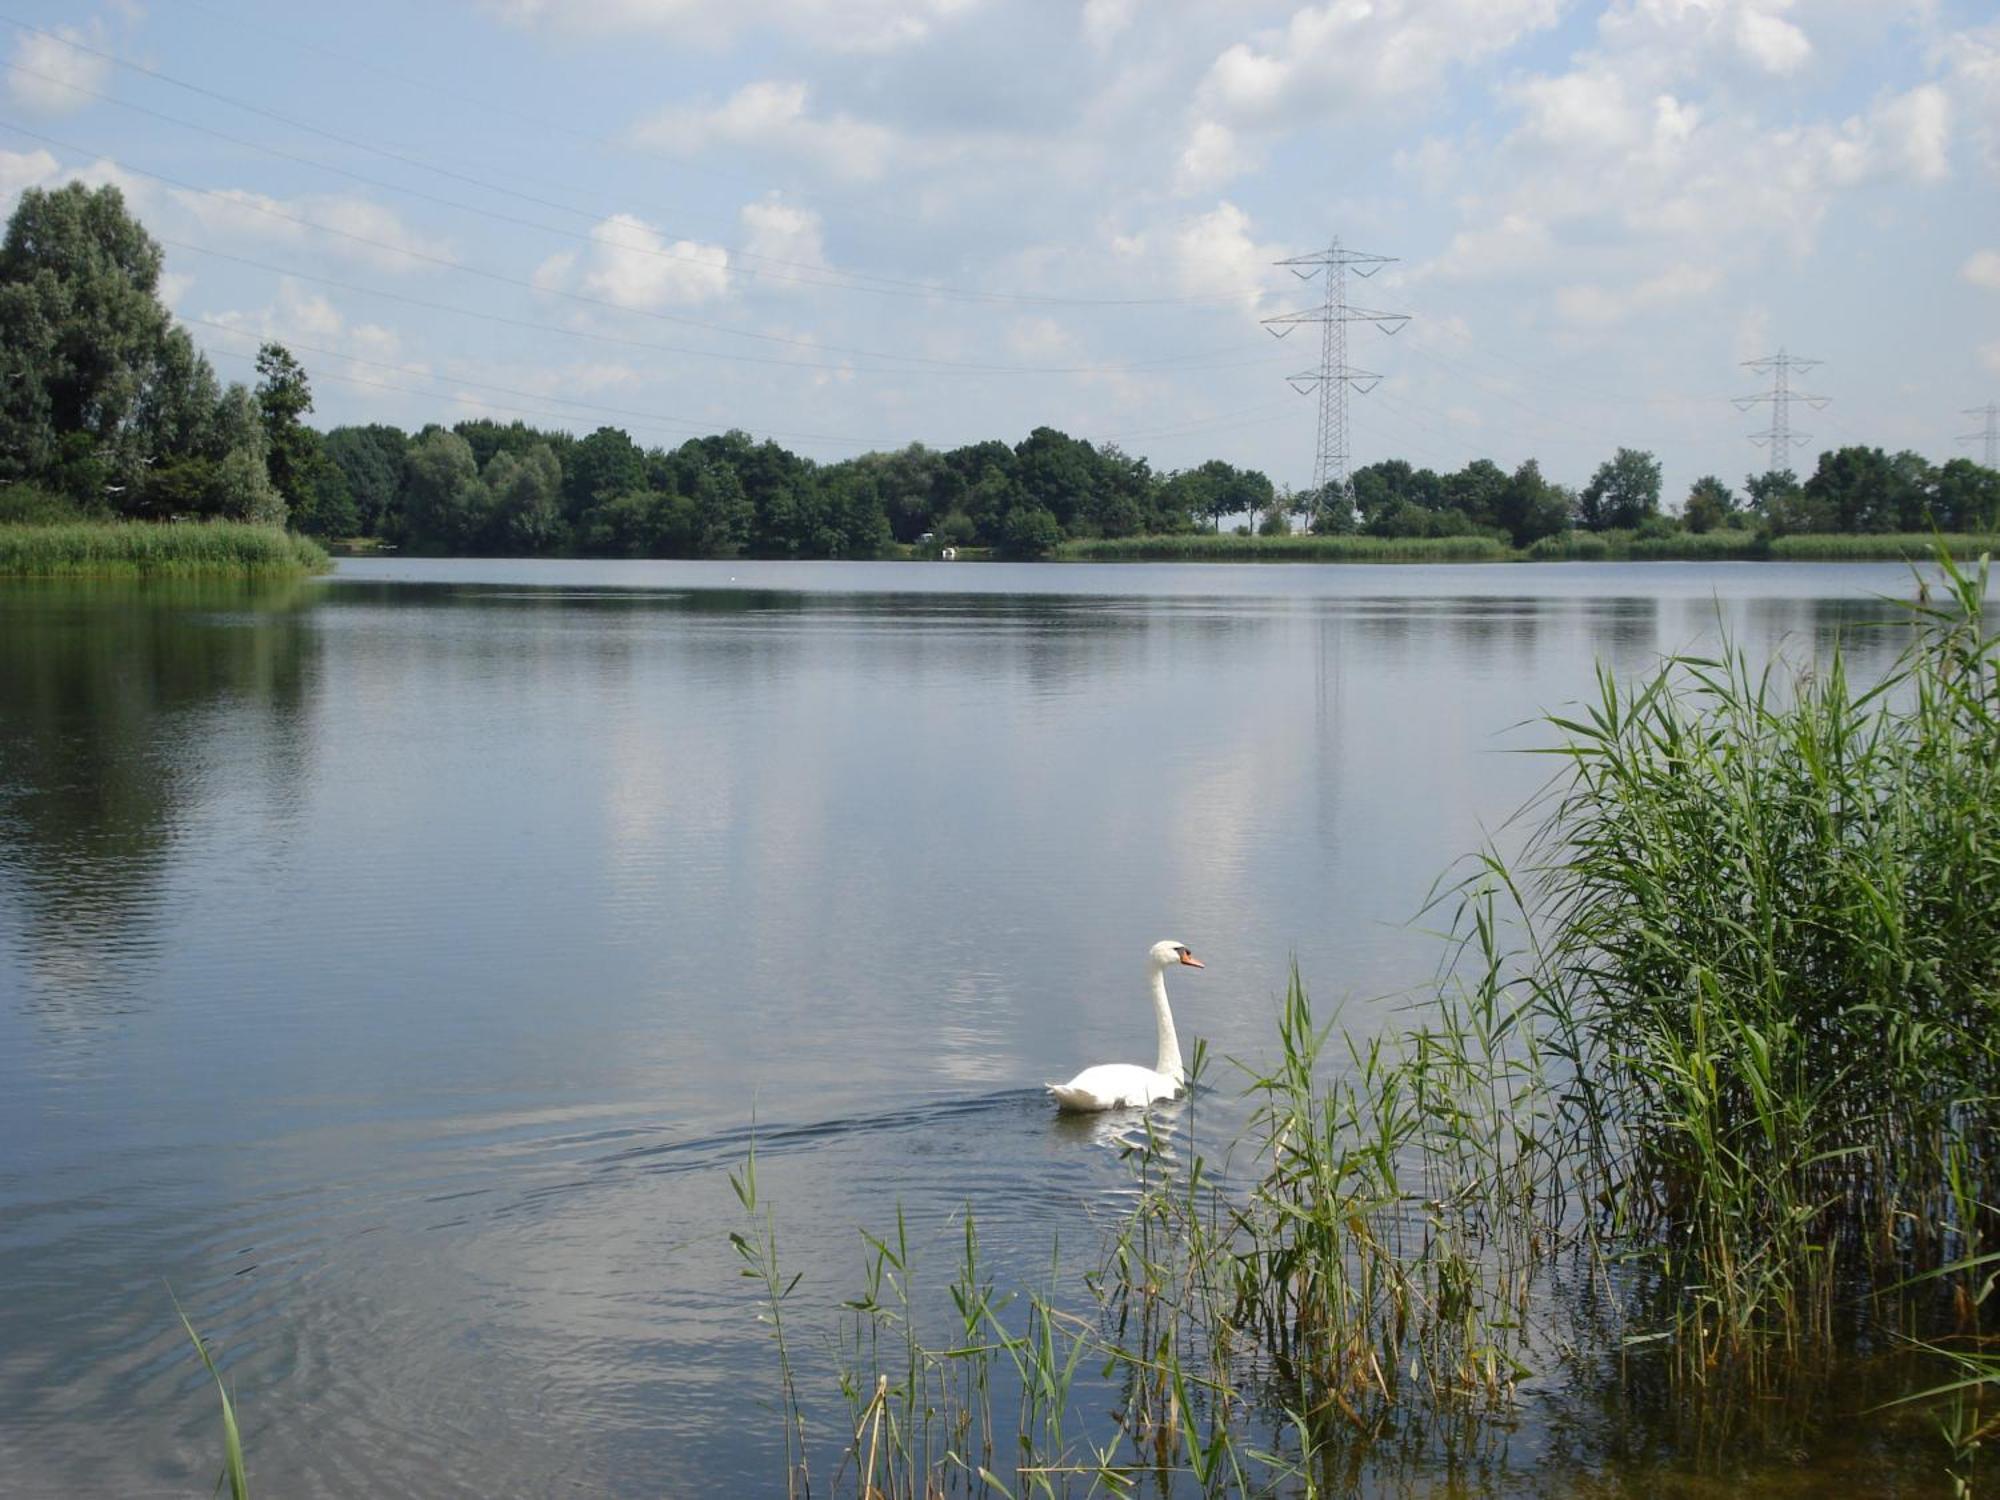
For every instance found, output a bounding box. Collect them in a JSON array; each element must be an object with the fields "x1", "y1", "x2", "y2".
[{"x1": 0, "y1": 558, "x2": 1958, "y2": 1495}]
